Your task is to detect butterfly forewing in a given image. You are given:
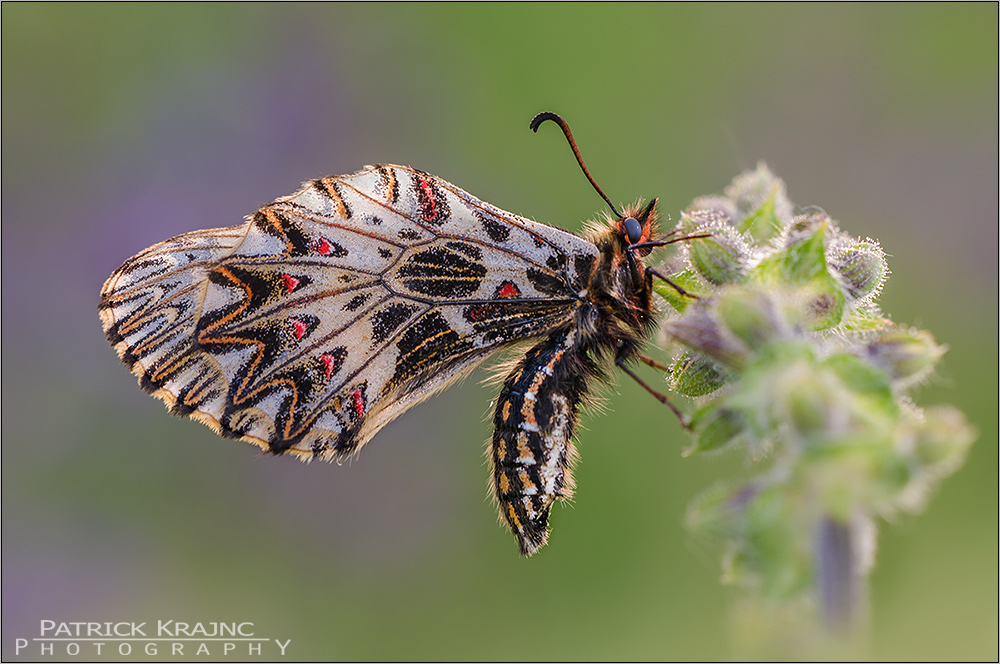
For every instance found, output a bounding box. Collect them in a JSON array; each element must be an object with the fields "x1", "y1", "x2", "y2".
[{"x1": 100, "y1": 165, "x2": 600, "y2": 462}]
